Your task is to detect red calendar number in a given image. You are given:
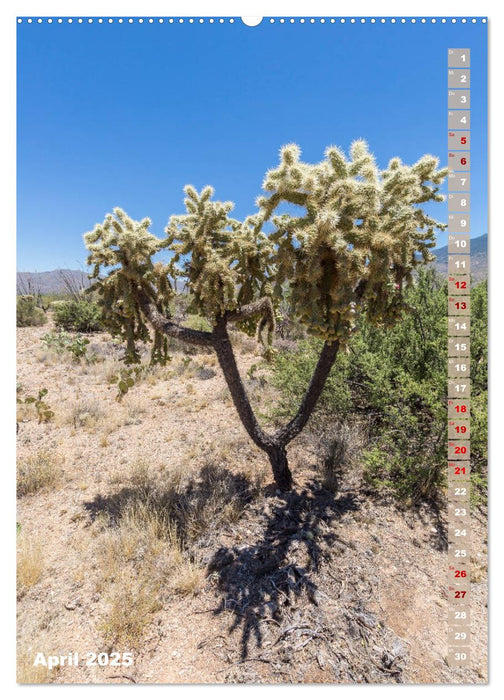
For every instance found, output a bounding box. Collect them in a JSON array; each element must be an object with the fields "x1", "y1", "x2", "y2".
[
  {"x1": 455, "y1": 405, "x2": 467, "y2": 413},
  {"x1": 455, "y1": 425, "x2": 467, "y2": 434},
  {"x1": 454, "y1": 570, "x2": 467, "y2": 578},
  {"x1": 454, "y1": 446, "x2": 467, "y2": 455},
  {"x1": 455, "y1": 301, "x2": 467, "y2": 309},
  {"x1": 454, "y1": 591, "x2": 467, "y2": 598},
  {"x1": 455, "y1": 281, "x2": 467, "y2": 289}
]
